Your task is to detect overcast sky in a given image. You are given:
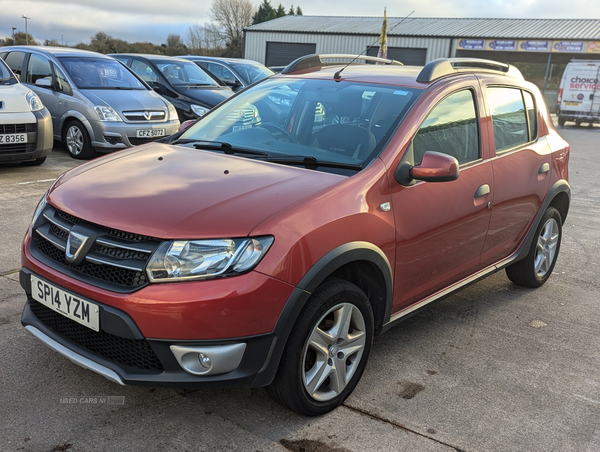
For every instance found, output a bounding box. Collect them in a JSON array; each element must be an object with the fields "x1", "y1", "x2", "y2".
[{"x1": 1, "y1": 0, "x2": 599, "y2": 46}]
